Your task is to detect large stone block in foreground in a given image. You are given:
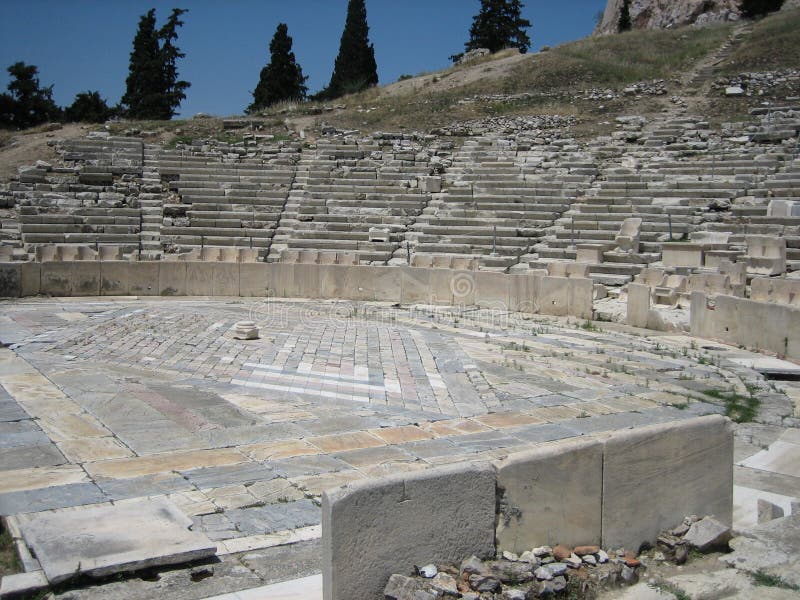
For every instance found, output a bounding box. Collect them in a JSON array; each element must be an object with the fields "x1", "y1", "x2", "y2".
[
  {"x1": 495, "y1": 438, "x2": 603, "y2": 553},
  {"x1": 322, "y1": 462, "x2": 495, "y2": 600},
  {"x1": 601, "y1": 414, "x2": 733, "y2": 550},
  {"x1": 0, "y1": 262, "x2": 21, "y2": 298},
  {"x1": 18, "y1": 497, "x2": 216, "y2": 584}
]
